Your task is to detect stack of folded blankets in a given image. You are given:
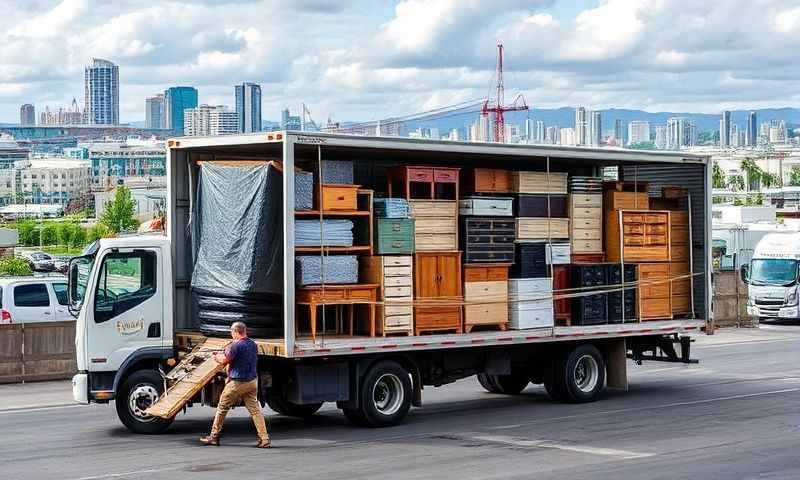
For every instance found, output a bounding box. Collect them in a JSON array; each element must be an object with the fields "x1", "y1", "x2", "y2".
[
  {"x1": 373, "y1": 198, "x2": 410, "y2": 218},
  {"x1": 295, "y1": 170, "x2": 314, "y2": 210},
  {"x1": 296, "y1": 255, "x2": 359, "y2": 285},
  {"x1": 295, "y1": 219, "x2": 354, "y2": 247}
]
